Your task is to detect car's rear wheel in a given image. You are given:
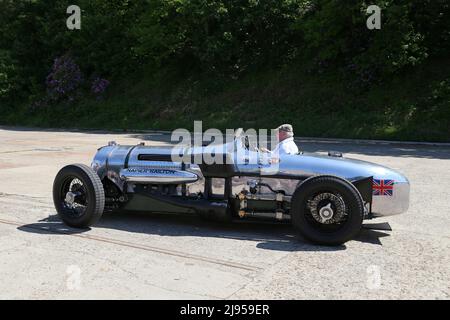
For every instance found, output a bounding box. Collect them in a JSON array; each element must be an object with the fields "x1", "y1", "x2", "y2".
[
  {"x1": 53, "y1": 164, "x2": 105, "y2": 228},
  {"x1": 291, "y1": 175, "x2": 364, "y2": 246}
]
